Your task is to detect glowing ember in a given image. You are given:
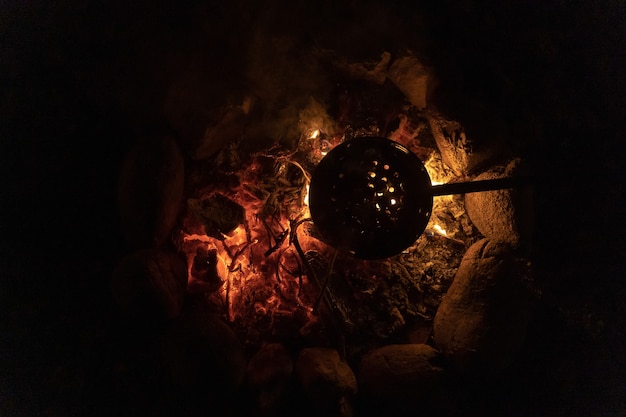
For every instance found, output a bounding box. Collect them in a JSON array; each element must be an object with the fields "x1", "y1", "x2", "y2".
[
  {"x1": 176, "y1": 151, "x2": 326, "y2": 342},
  {"x1": 433, "y1": 224, "x2": 447, "y2": 236},
  {"x1": 423, "y1": 152, "x2": 453, "y2": 186},
  {"x1": 176, "y1": 116, "x2": 468, "y2": 347},
  {"x1": 303, "y1": 184, "x2": 310, "y2": 206}
]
